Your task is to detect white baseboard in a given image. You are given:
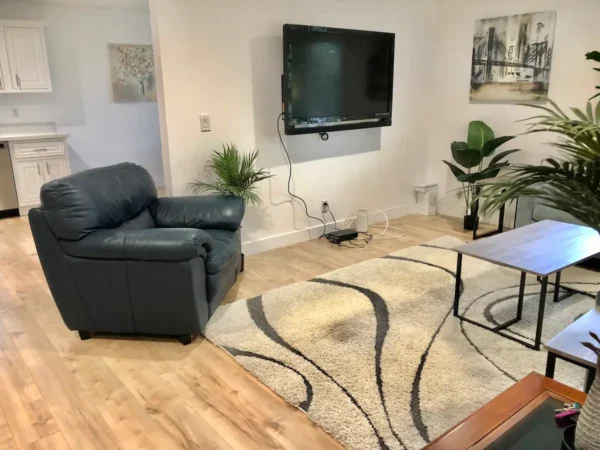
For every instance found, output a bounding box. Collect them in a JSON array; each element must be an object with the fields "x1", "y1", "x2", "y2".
[
  {"x1": 242, "y1": 203, "x2": 415, "y2": 255},
  {"x1": 437, "y1": 200, "x2": 515, "y2": 229}
]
